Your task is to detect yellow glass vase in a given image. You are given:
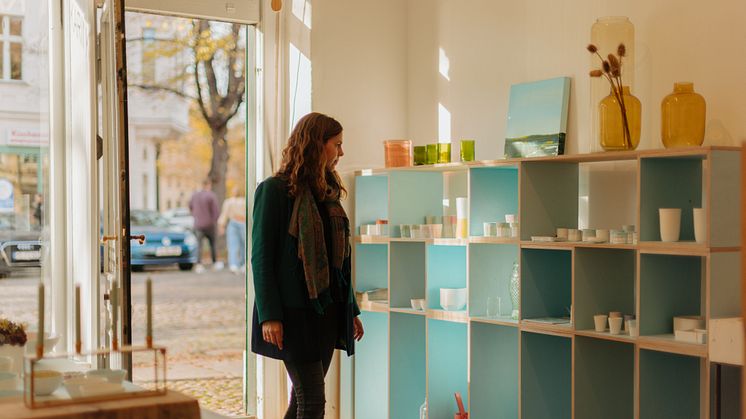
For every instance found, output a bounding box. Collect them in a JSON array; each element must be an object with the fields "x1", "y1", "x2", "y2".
[
  {"x1": 599, "y1": 86, "x2": 641, "y2": 151},
  {"x1": 661, "y1": 82, "x2": 706, "y2": 148}
]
